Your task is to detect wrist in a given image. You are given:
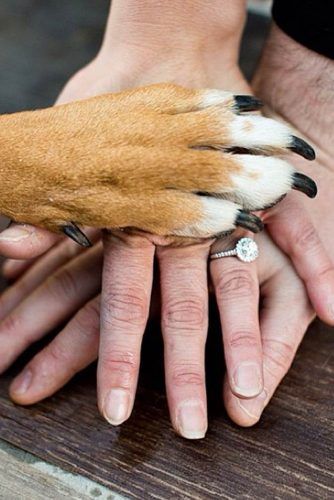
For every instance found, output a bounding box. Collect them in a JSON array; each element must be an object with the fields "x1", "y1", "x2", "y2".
[
  {"x1": 94, "y1": 50, "x2": 246, "y2": 92},
  {"x1": 99, "y1": 0, "x2": 246, "y2": 73},
  {"x1": 57, "y1": 0, "x2": 249, "y2": 104}
]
